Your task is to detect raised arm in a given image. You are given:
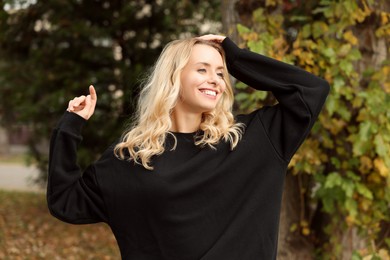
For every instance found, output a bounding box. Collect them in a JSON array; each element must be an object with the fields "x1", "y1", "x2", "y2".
[
  {"x1": 220, "y1": 37, "x2": 330, "y2": 161},
  {"x1": 47, "y1": 86, "x2": 108, "y2": 224}
]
